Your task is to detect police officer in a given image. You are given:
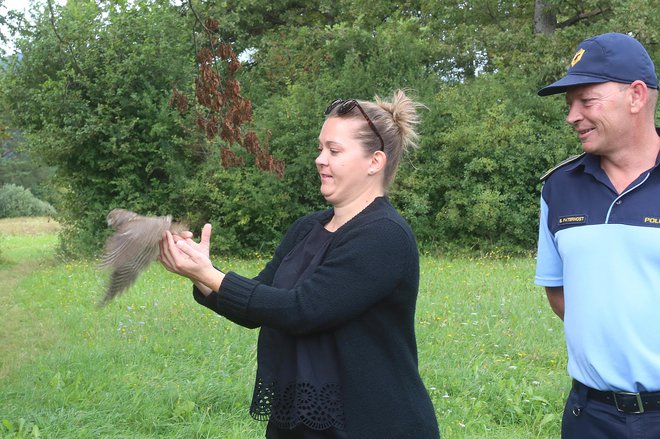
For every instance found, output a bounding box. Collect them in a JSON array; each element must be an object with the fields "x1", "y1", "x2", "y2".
[{"x1": 535, "y1": 33, "x2": 660, "y2": 438}]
